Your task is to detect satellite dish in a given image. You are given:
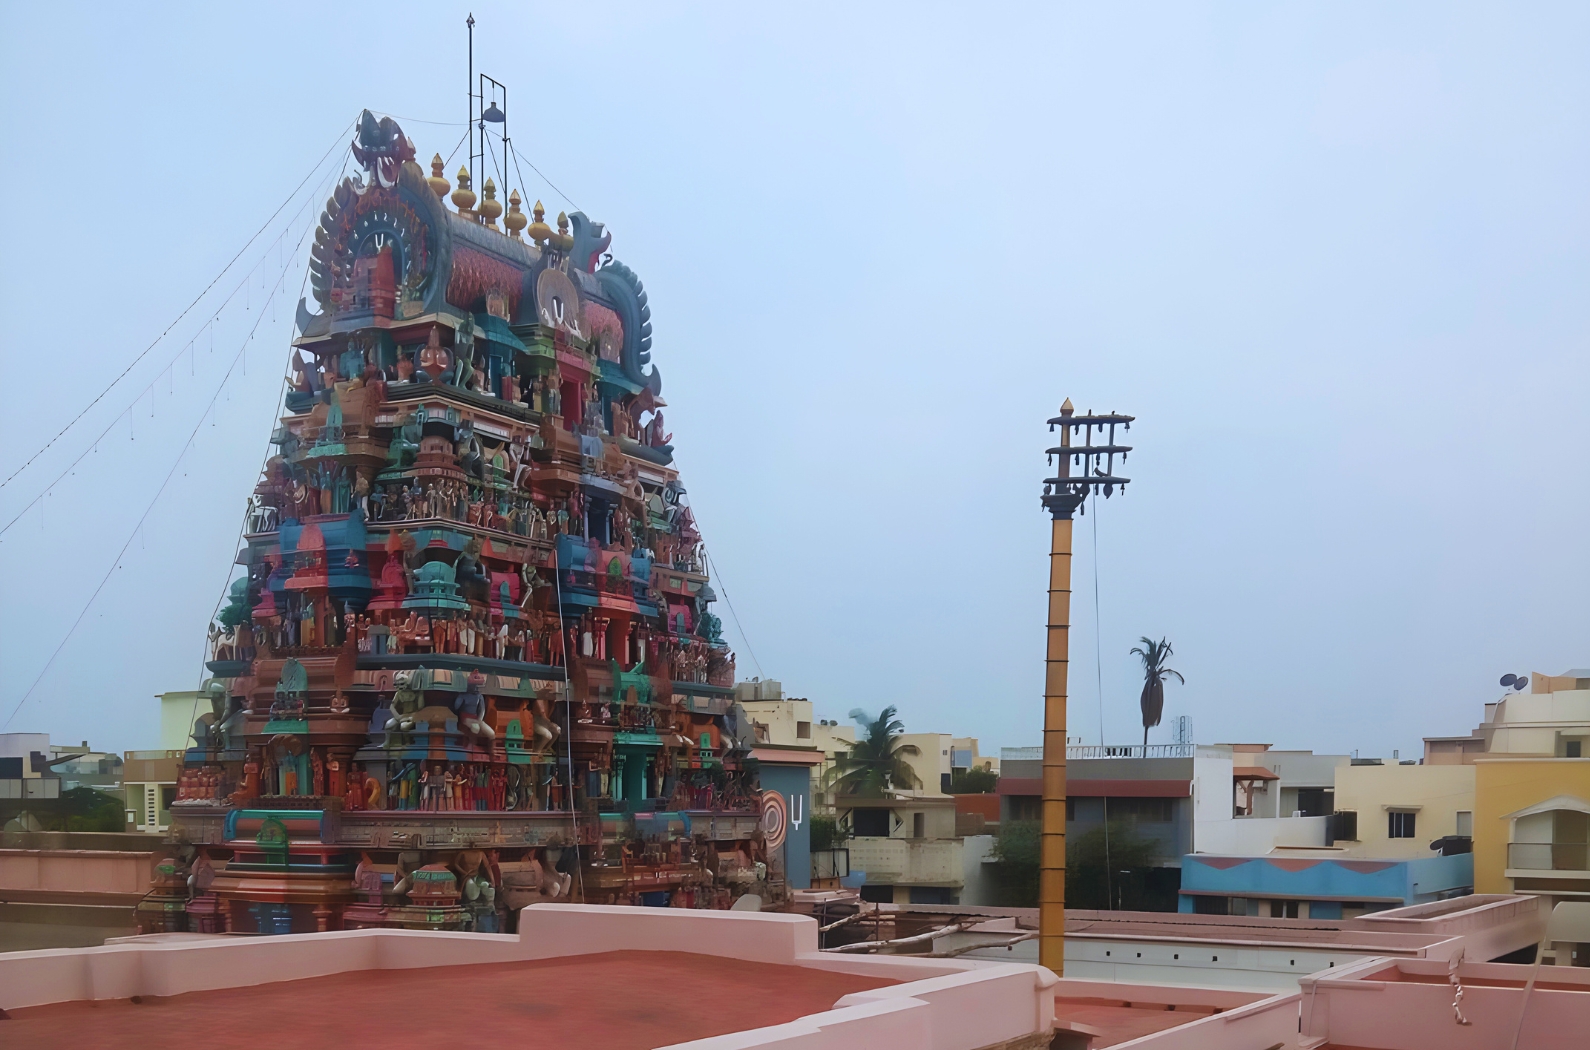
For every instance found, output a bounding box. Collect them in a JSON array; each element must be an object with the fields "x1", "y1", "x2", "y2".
[
  {"x1": 1500, "y1": 674, "x2": 1517, "y2": 688},
  {"x1": 1514, "y1": 676, "x2": 1528, "y2": 691}
]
